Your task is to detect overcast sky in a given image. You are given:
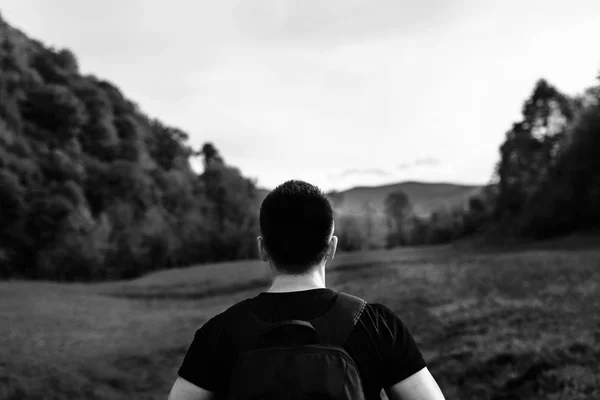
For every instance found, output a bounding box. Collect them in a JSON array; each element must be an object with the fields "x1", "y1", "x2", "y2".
[{"x1": 2, "y1": 0, "x2": 600, "y2": 191}]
